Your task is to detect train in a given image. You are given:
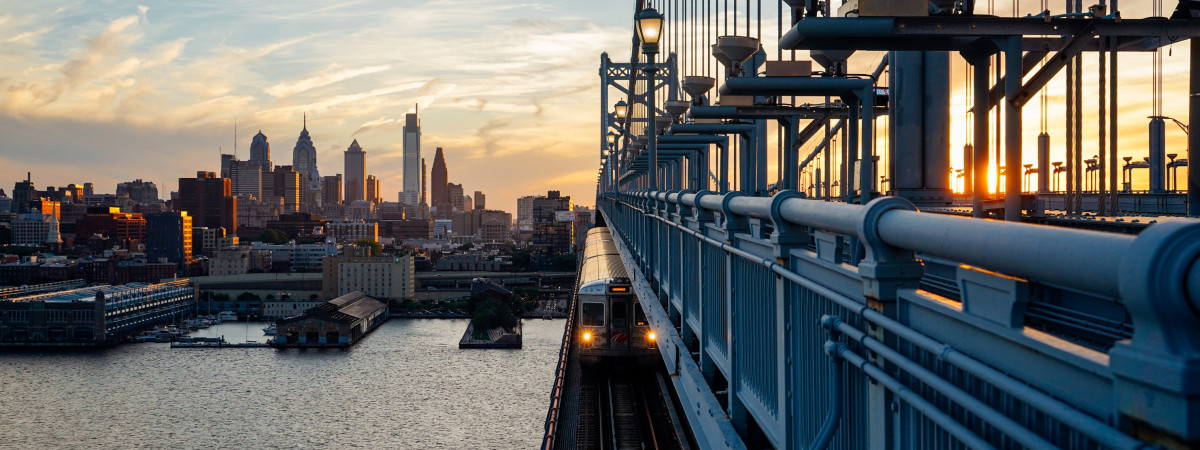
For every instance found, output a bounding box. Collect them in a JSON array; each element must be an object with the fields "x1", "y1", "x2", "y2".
[{"x1": 575, "y1": 226, "x2": 657, "y2": 358}]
